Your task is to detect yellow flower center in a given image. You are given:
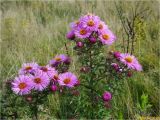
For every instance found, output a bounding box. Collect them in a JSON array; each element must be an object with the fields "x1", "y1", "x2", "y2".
[
  {"x1": 80, "y1": 29, "x2": 87, "y2": 35},
  {"x1": 25, "y1": 66, "x2": 32, "y2": 70},
  {"x1": 18, "y1": 82, "x2": 27, "y2": 89},
  {"x1": 55, "y1": 57, "x2": 61, "y2": 61},
  {"x1": 87, "y1": 20, "x2": 95, "y2": 26},
  {"x1": 40, "y1": 67, "x2": 48, "y2": 72},
  {"x1": 34, "y1": 78, "x2": 41, "y2": 84},
  {"x1": 98, "y1": 24, "x2": 103, "y2": 29},
  {"x1": 63, "y1": 78, "x2": 71, "y2": 84},
  {"x1": 125, "y1": 57, "x2": 133, "y2": 63},
  {"x1": 102, "y1": 34, "x2": 109, "y2": 40}
]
